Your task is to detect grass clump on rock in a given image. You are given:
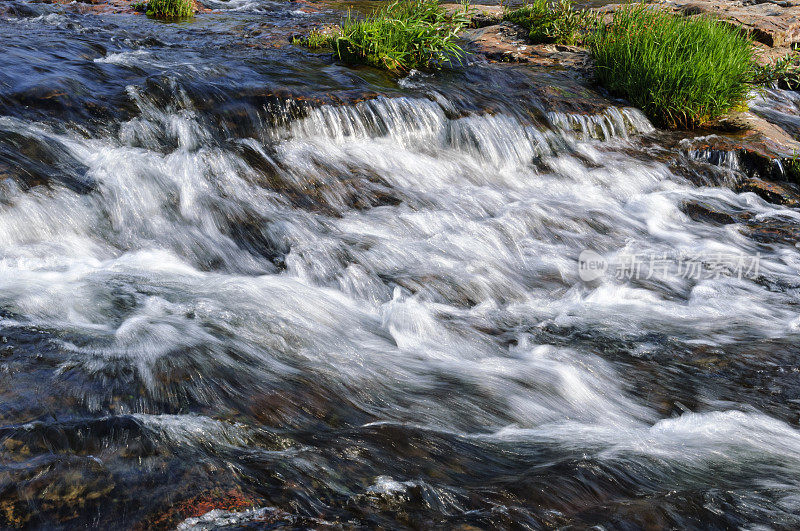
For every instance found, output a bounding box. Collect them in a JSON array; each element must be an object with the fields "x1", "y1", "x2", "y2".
[
  {"x1": 504, "y1": 0, "x2": 593, "y2": 46},
  {"x1": 293, "y1": 29, "x2": 331, "y2": 50},
  {"x1": 753, "y1": 52, "x2": 800, "y2": 90},
  {"x1": 144, "y1": 0, "x2": 194, "y2": 18},
  {"x1": 295, "y1": 0, "x2": 469, "y2": 72},
  {"x1": 590, "y1": 5, "x2": 753, "y2": 128}
]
